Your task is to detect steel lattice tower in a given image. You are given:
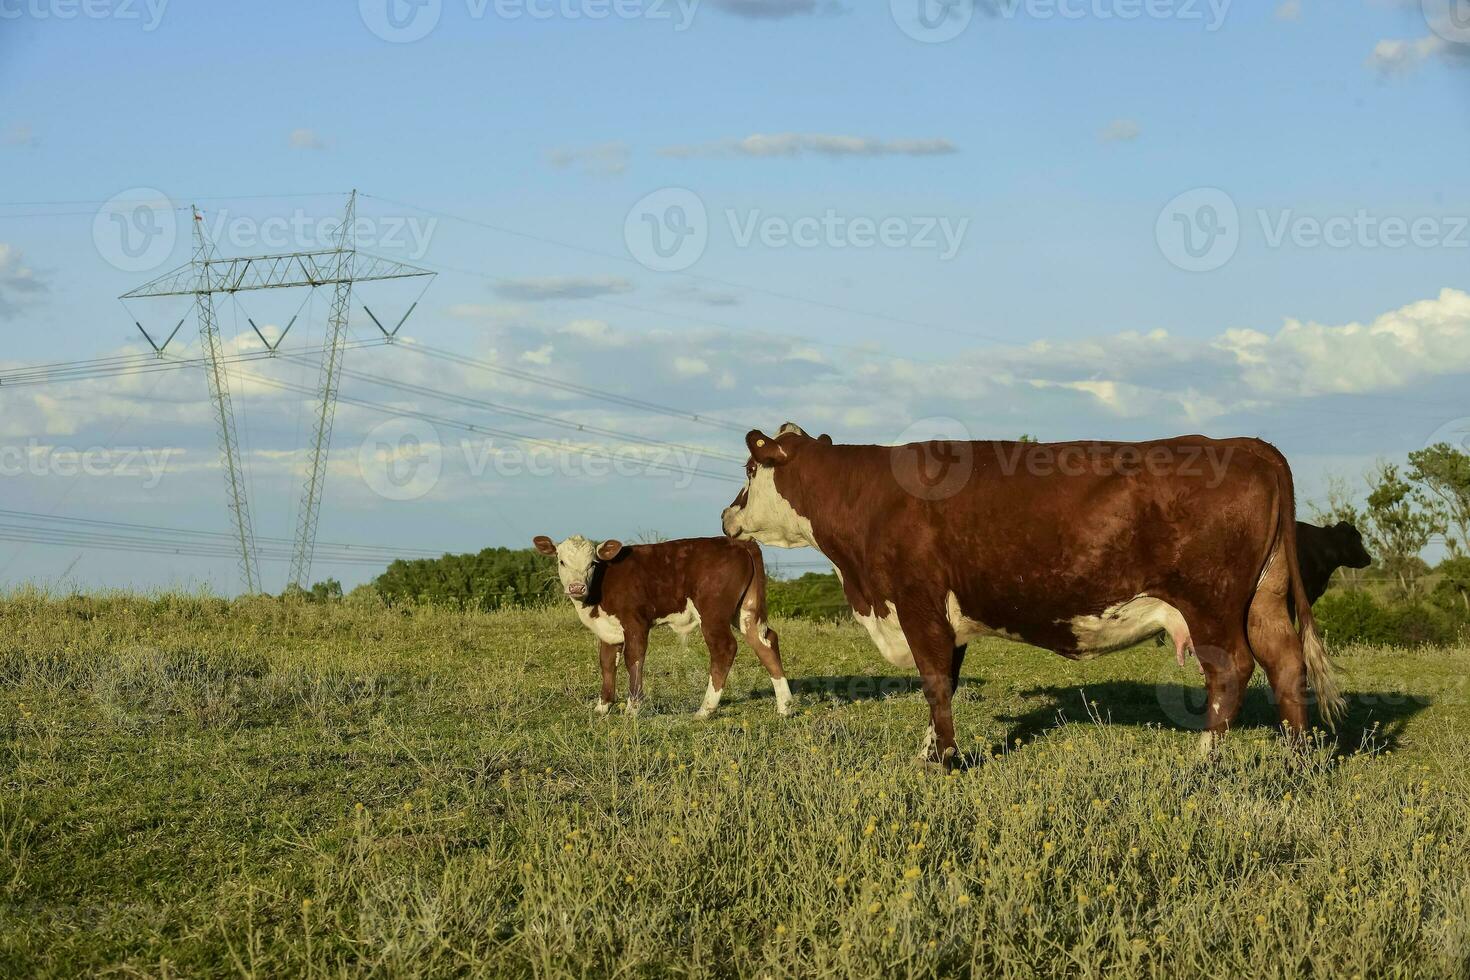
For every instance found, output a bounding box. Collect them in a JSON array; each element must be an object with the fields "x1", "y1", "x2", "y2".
[
  {"x1": 120, "y1": 191, "x2": 435, "y2": 593},
  {"x1": 287, "y1": 191, "x2": 357, "y2": 589}
]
